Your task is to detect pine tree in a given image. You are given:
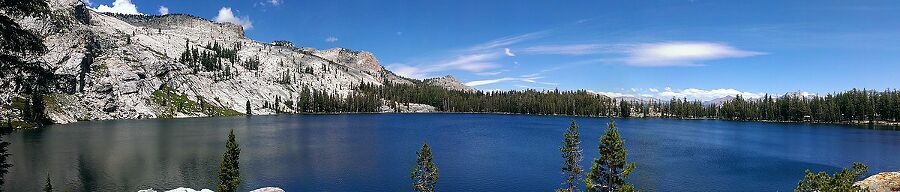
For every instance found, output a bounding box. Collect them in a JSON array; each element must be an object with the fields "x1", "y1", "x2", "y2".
[
  {"x1": 0, "y1": 135, "x2": 10, "y2": 189},
  {"x1": 245, "y1": 100, "x2": 252, "y2": 116},
  {"x1": 1, "y1": 0, "x2": 53, "y2": 128},
  {"x1": 559, "y1": 120, "x2": 583, "y2": 192},
  {"x1": 795, "y1": 162, "x2": 868, "y2": 192},
  {"x1": 43, "y1": 173, "x2": 52, "y2": 192},
  {"x1": 411, "y1": 143, "x2": 439, "y2": 192},
  {"x1": 585, "y1": 120, "x2": 636, "y2": 192},
  {"x1": 216, "y1": 129, "x2": 241, "y2": 192}
]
